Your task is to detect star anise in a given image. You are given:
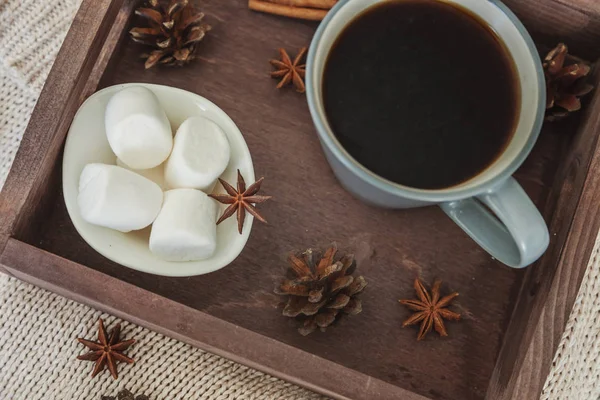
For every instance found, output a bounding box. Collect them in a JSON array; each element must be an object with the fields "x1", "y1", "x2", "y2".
[
  {"x1": 76, "y1": 319, "x2": 136, "y2": 379},
  {"x1": 209, "y1": 170, "x2": 272, "y2": 234},
  {"x1": 399, "y1": 278, "x2": 460, "y2": 340},
  {"x1": 269, "y1": 47, "x2": 307, "y2": 93}
]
